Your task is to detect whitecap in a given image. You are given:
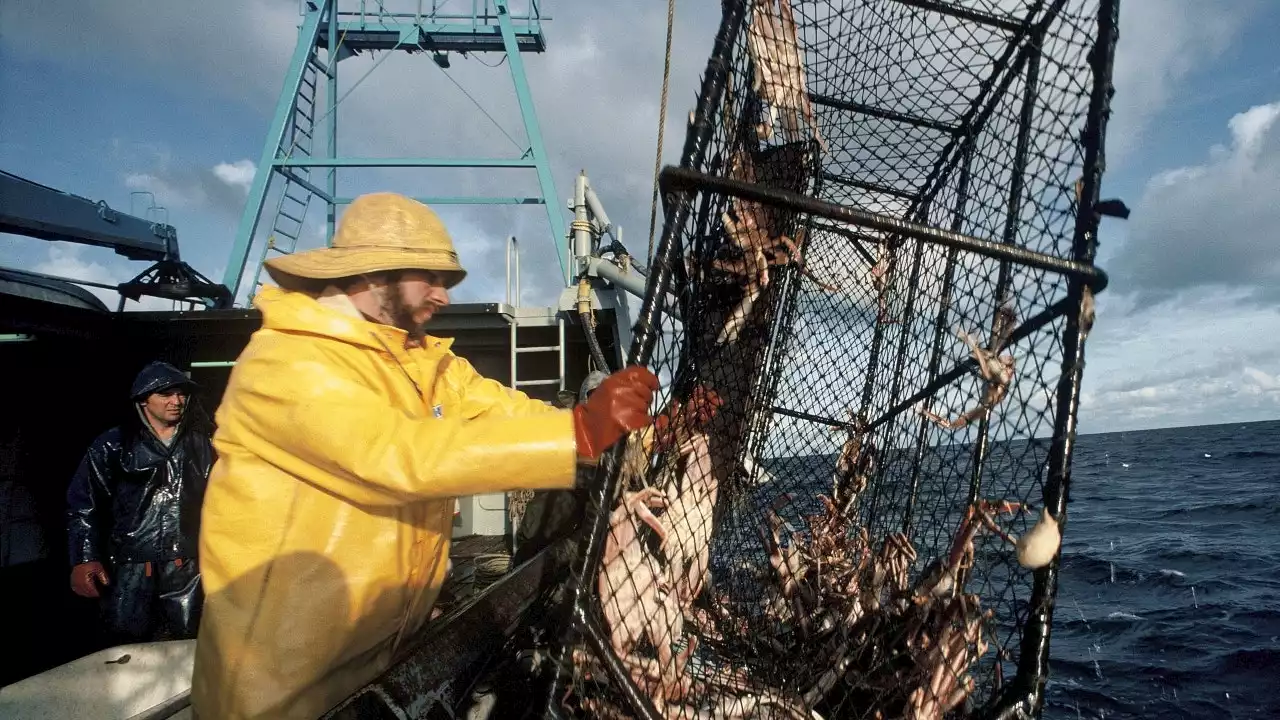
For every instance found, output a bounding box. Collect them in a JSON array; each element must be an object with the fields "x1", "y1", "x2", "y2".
[
  {"x1": 1159, "y1": 569, "x2": 1186, "y2": 579},
  {"x1": 1106, "y1": 611, "x2": 1143, "y2": 621}
]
